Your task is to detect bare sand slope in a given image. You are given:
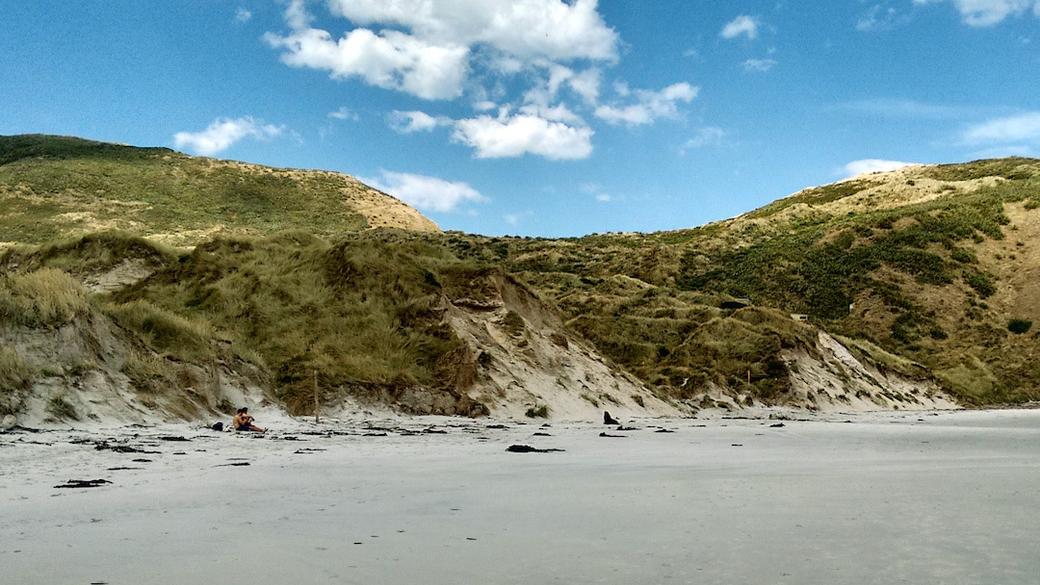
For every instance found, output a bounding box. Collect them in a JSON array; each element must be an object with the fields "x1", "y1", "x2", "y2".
[{"x1": 1, "y1": 410, "x2": 1038, "y2": 585}]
